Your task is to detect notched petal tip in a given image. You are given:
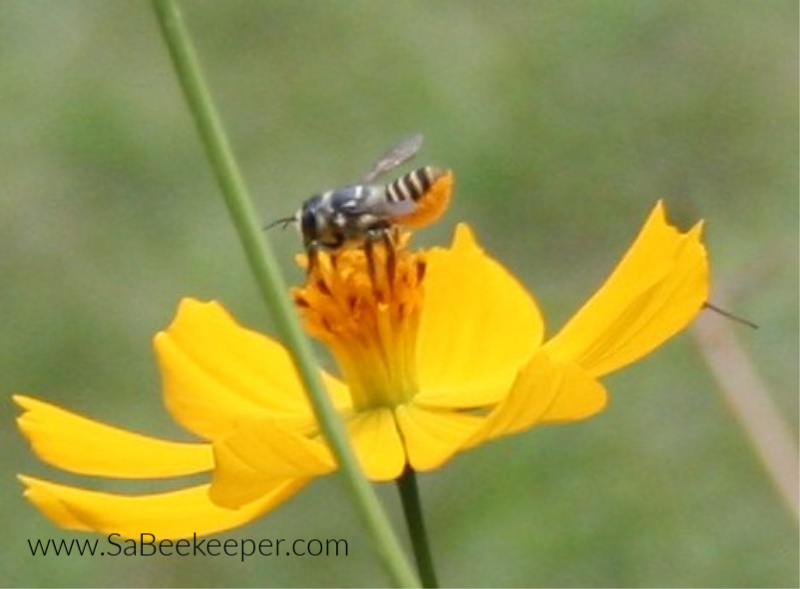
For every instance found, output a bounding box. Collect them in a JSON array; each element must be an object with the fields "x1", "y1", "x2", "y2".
[
  {"x1": 544, "y1": 201, "x2": 709, "y2": 377},
  {"x1": 19, "y1": 474, "x2": 94, "y2": 532},
  {"x1": 451, "y1": 222, "x2": 479, "y2": 248}
]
